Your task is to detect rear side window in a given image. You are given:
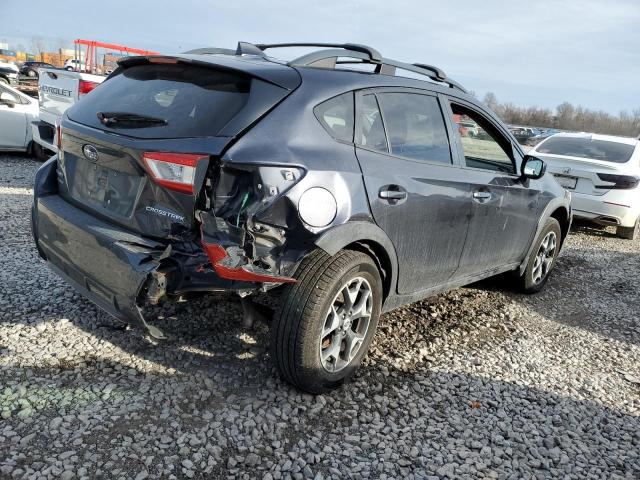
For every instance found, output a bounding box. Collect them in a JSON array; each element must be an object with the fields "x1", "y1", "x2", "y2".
[
  {"x1": 376, "y1": 93, "x2": 452, "y2": 164},
  {"x1": 537, "y1": 137, "x2": 635, "y2": 163},
  {"x1": 314, "y1": 92, "x2": 354, "y2": 142},
  {"x1": 67, "y1": 64, "x2": 251, "y2": 138},
  {"x1": 357, "y1": 94, "x2": 388, "y2": 153}
]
